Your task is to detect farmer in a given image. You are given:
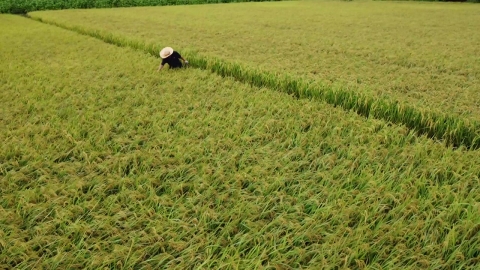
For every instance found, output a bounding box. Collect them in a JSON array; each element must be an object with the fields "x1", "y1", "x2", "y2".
[{"x1": 157, "y1": 47, "x2": 188, "y2": 71}]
